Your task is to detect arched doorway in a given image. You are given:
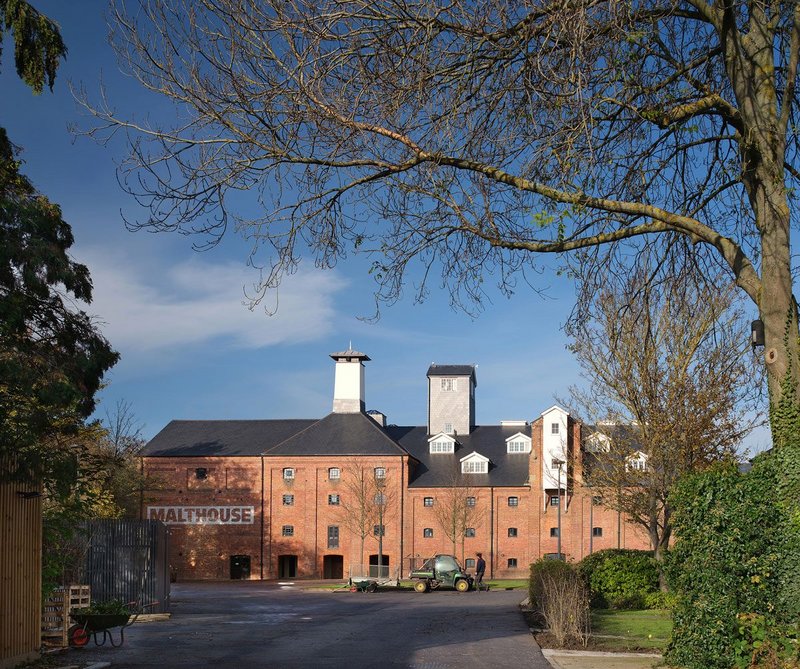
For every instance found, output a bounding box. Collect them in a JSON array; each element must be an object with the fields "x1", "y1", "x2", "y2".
[
  {"x1": 323, "y1": 555, "x2": 343, "y2": 579},
  {"x1": 278, "y1": 555, "x2": 297, "y2": 578}
]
